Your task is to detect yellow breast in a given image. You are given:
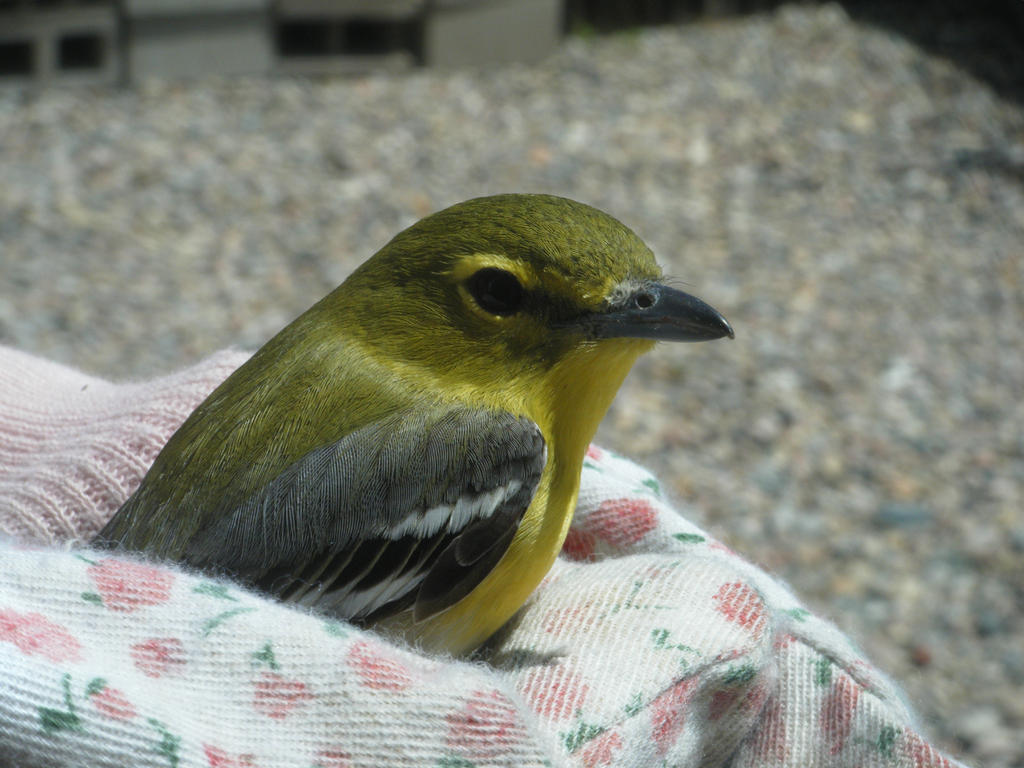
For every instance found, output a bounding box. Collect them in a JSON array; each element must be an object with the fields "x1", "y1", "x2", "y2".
[{"x1": 382, "y1": 338, "x2": 651, "y2": 655}]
